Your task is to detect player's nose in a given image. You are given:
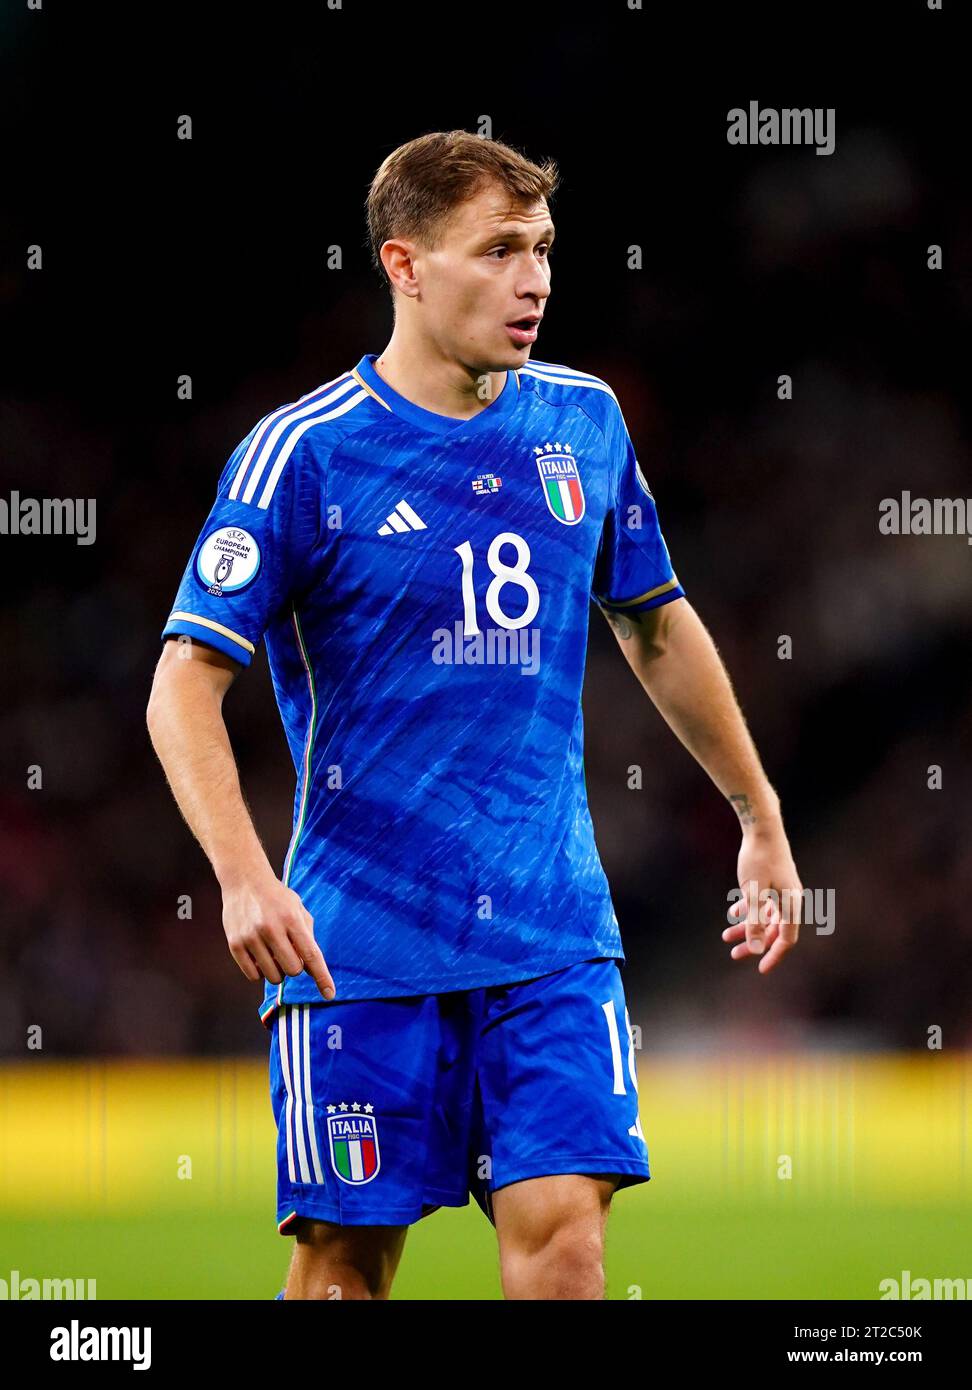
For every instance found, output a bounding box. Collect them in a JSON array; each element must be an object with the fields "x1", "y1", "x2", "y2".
[{"x1": 519, "y1": 260, "x2": 551, "y2": 302}]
